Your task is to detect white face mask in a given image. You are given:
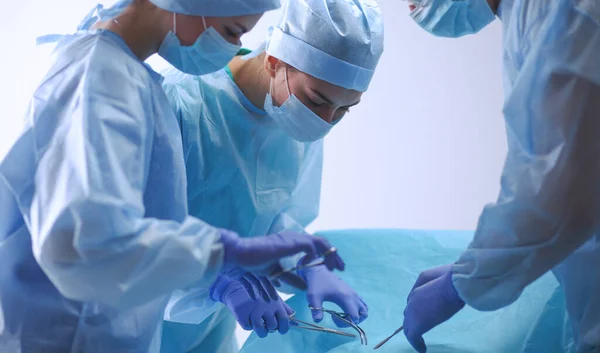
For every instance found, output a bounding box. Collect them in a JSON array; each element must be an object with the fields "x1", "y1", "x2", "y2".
[
  {"x1": 263, "y1": 67, "x2": 333, "y2": 142},
  {"x1": 158, "y1": 14, "x2": 241, "y2": 75}
]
